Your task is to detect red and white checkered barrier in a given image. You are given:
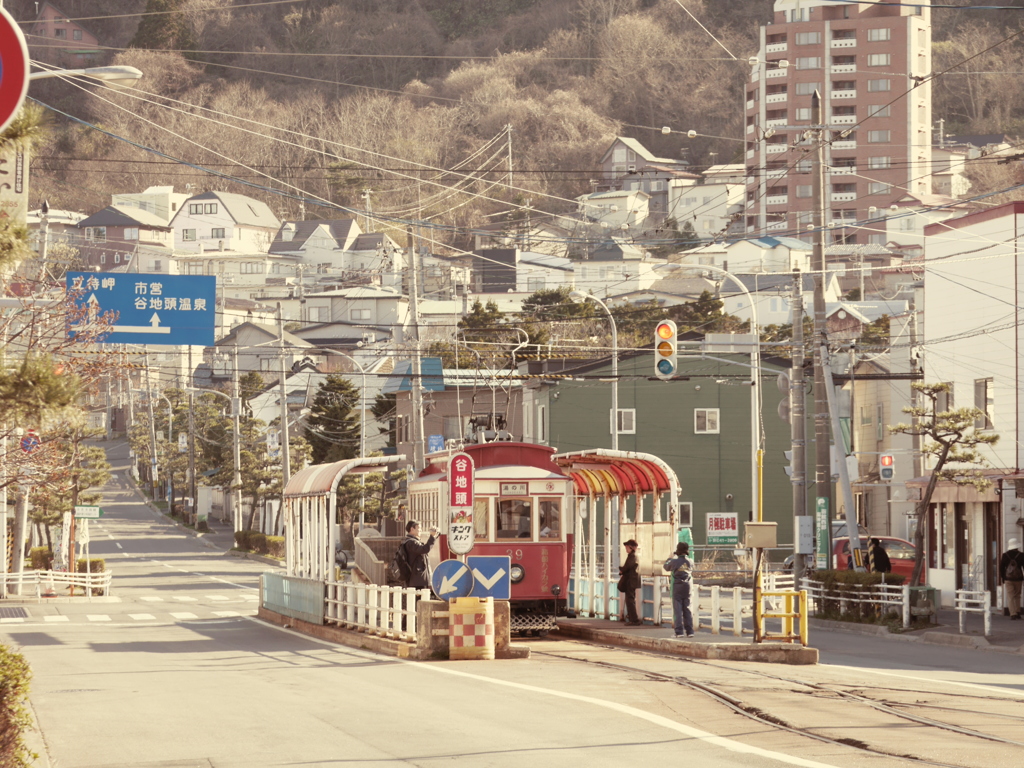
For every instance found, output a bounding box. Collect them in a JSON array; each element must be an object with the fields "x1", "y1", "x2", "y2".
[{"x1": 449, "y1": 597, "x2": 495, "y2": 659}]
